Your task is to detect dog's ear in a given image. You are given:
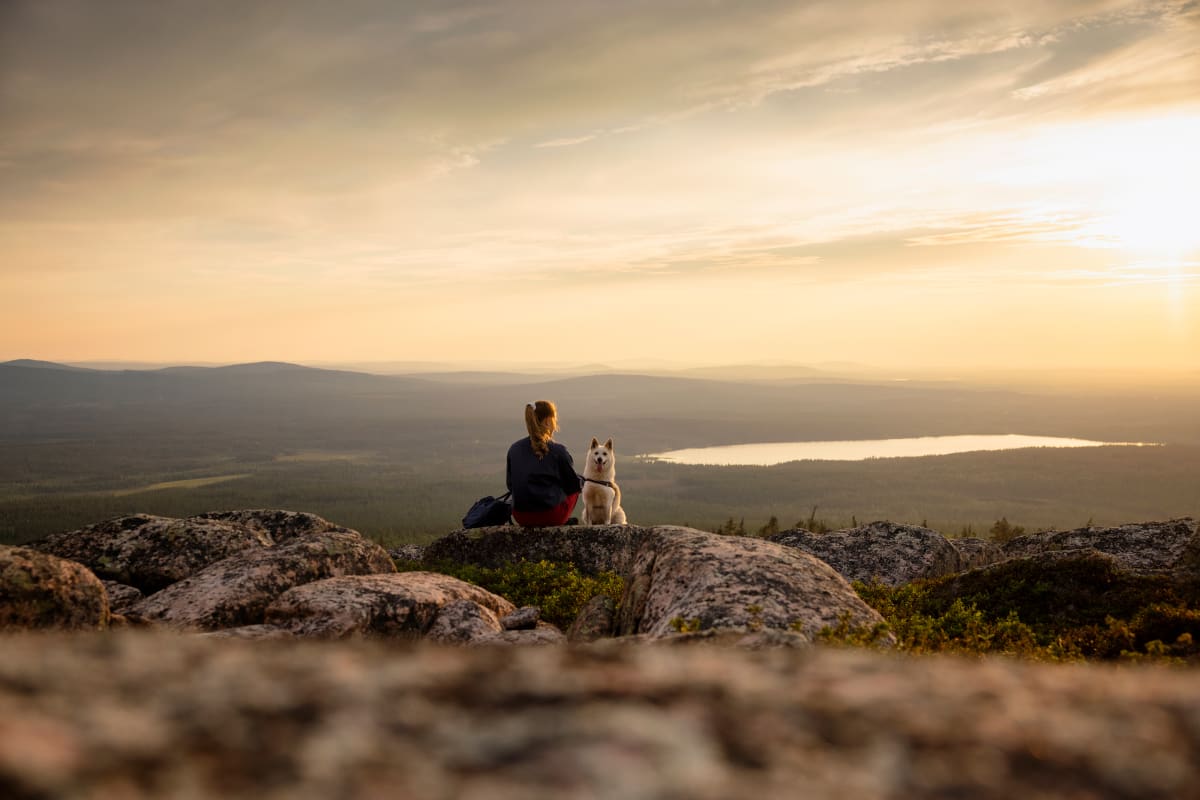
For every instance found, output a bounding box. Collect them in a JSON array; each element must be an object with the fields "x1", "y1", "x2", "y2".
[
  {"x1": 604, "y1": 438, "x2": 613, "y2": 450},
  {"x1": 590, "y1": 437, "x2": 599, "y2": 448}
]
